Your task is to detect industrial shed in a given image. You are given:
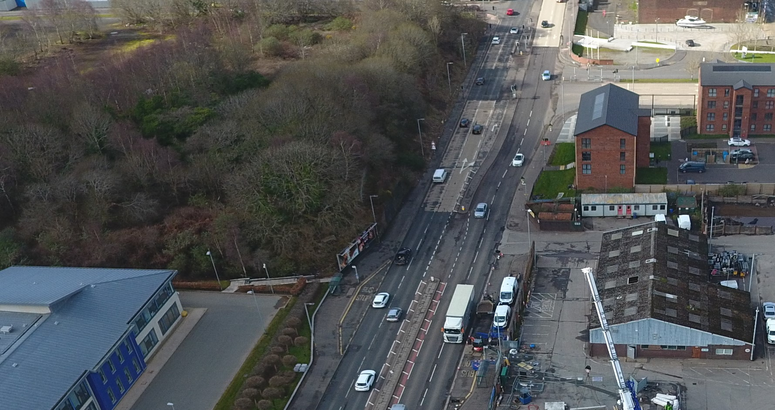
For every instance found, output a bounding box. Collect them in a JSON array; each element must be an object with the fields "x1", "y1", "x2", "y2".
[
  {"x1": 588, "y1": 222, "x2": 754, "y2": 360},
  {"x1": 581, "y1": 193, "x2": 667, "y2": 217}
]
